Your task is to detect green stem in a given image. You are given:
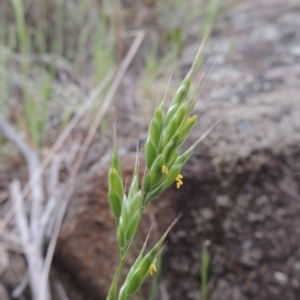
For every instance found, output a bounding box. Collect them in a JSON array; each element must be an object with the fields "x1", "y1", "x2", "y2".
[
  {"x1": 106, "y1": 238, "x2": 134, "y2": 300},
  {"x1": 106, "y1": 257, "x2": 126, "y2": 300},
  {"x1": 107, "y1": 208, "x2": 145, "y2": 299}
]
